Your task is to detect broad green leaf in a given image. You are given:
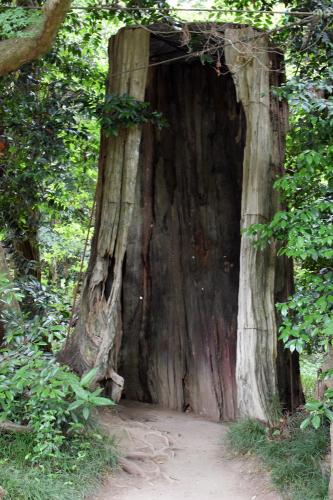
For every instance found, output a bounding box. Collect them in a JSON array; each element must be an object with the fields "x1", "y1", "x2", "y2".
[
  {"x1": 300, "y1": 417, "x2": 311, "y2": 430},
  {"x1": 91, "y1": 396, "x2": 115, "y2": 406},
  {"x1": 80, "y1": 368, "x2": 98, "y2": 388},
  {"x1": 68, "y1": 400, "x2": 85, "y2": 411},
  {"x1": 311, "y1": 415, "x2": 321, "y2": 429},
  {"x1": 82, "y1": 406, "x2": 90, "y2": 420},
  {"x1": 71, "y1": 383, "x2": 89, "y2": 401},
  {"x1": 305, "y1": 401, "x2": 322, "y2": 411}
]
